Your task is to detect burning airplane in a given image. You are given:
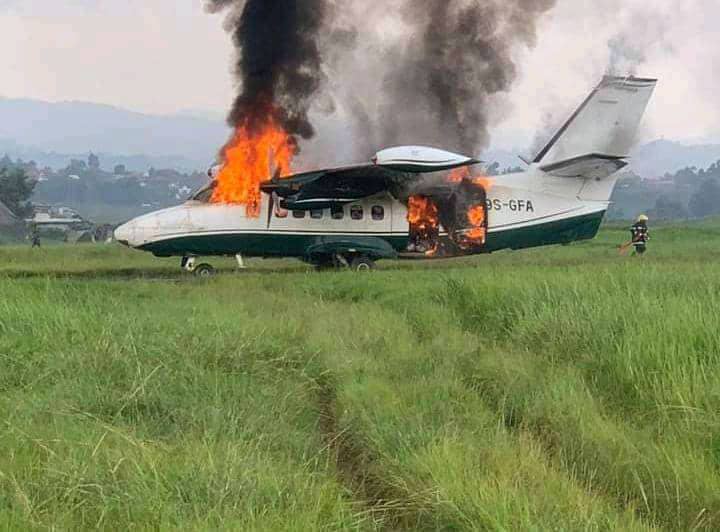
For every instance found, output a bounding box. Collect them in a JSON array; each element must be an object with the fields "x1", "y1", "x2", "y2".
[
  {"x1": 114, "y1": 2, "x2": 656, "y2": 273},
  {"x1": 115, "y1": 76, "x2": 658, "y2": 274}
]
